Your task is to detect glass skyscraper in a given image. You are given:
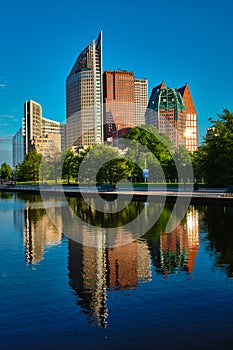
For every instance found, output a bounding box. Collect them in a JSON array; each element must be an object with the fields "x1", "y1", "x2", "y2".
[
  {"x1": 146, "y1": 81, "x2": 198, "y2": 151},
  {"x1": 66, "y1": 32, "x2": 103, "y2": 149}
]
